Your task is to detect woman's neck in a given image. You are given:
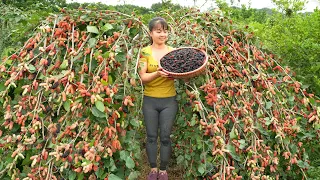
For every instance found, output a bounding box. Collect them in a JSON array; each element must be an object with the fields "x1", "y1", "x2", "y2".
[{"x1": 151, "y1": 43, "x2": 167, "y2": 50}]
